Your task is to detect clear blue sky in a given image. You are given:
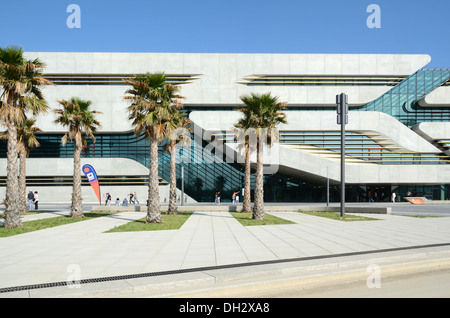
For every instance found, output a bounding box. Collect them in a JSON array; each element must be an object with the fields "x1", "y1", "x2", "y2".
[{"x1": 1, "y1": 0, "x2": 449, "y2": 68}]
